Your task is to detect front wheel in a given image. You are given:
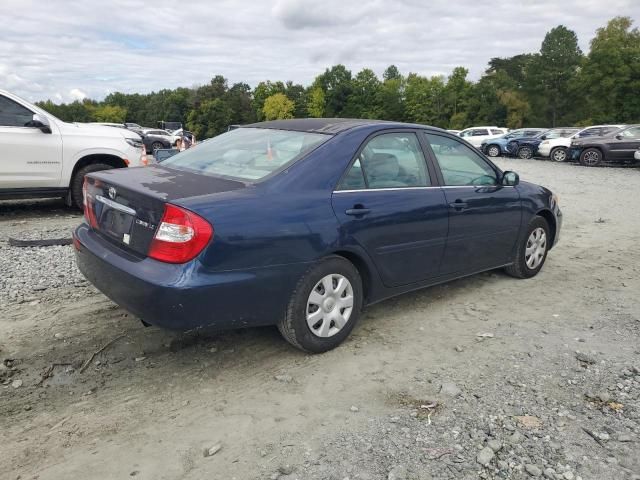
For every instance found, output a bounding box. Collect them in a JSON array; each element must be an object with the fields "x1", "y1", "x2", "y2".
[
  {"x1": 151, "y1": 141, "x2": 164, "y2": 152},
  {"x1": 71, "y1": 163, "x2": 115, "y2": 209},
  {"x1": 278, "y1": 256, "x2": 363, "y2": 353},
  {"x1": 504, "y1": 216, "x2": 550, "y2": 279},
  {"x1": 550, "y1": 147, "x2": 567, "y2": 162},
  {"x1": 580, "y1": 148, "x2": 603, "y2": 167},
  {"x1": 517, "y1": 146, "x2": 533, "y2": 159},
  {"x1": 486, "y1": 145, "x2": 501, "y2": 157}
]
